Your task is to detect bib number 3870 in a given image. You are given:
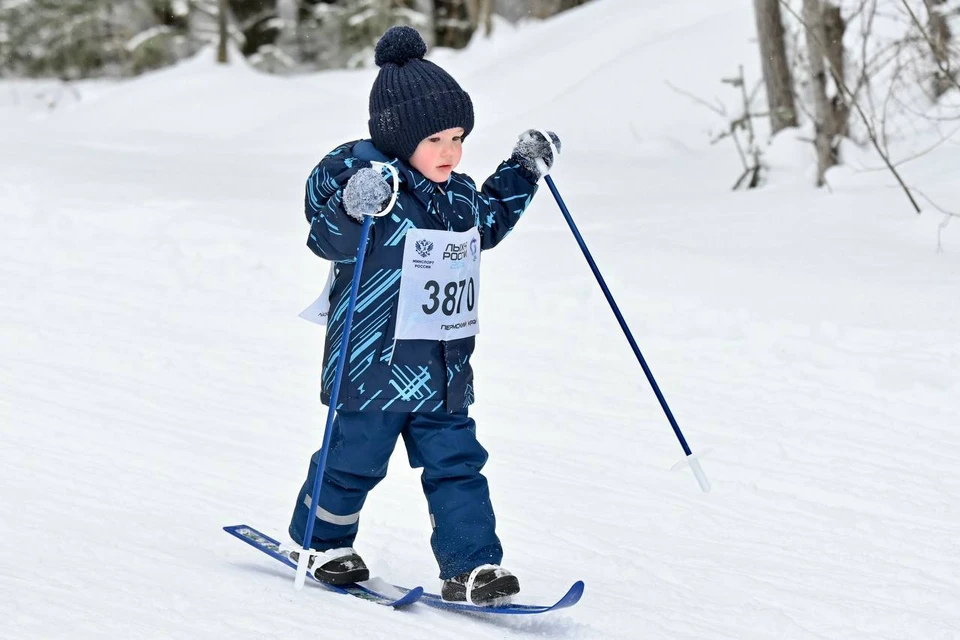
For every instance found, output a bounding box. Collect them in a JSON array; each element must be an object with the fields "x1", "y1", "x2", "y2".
[
  {"x1": 422, "y1": 278, "x2": 476, "y2": 316},
  {"x1": 395, "y1": 227, "x2": 481, "y2": 342}
]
